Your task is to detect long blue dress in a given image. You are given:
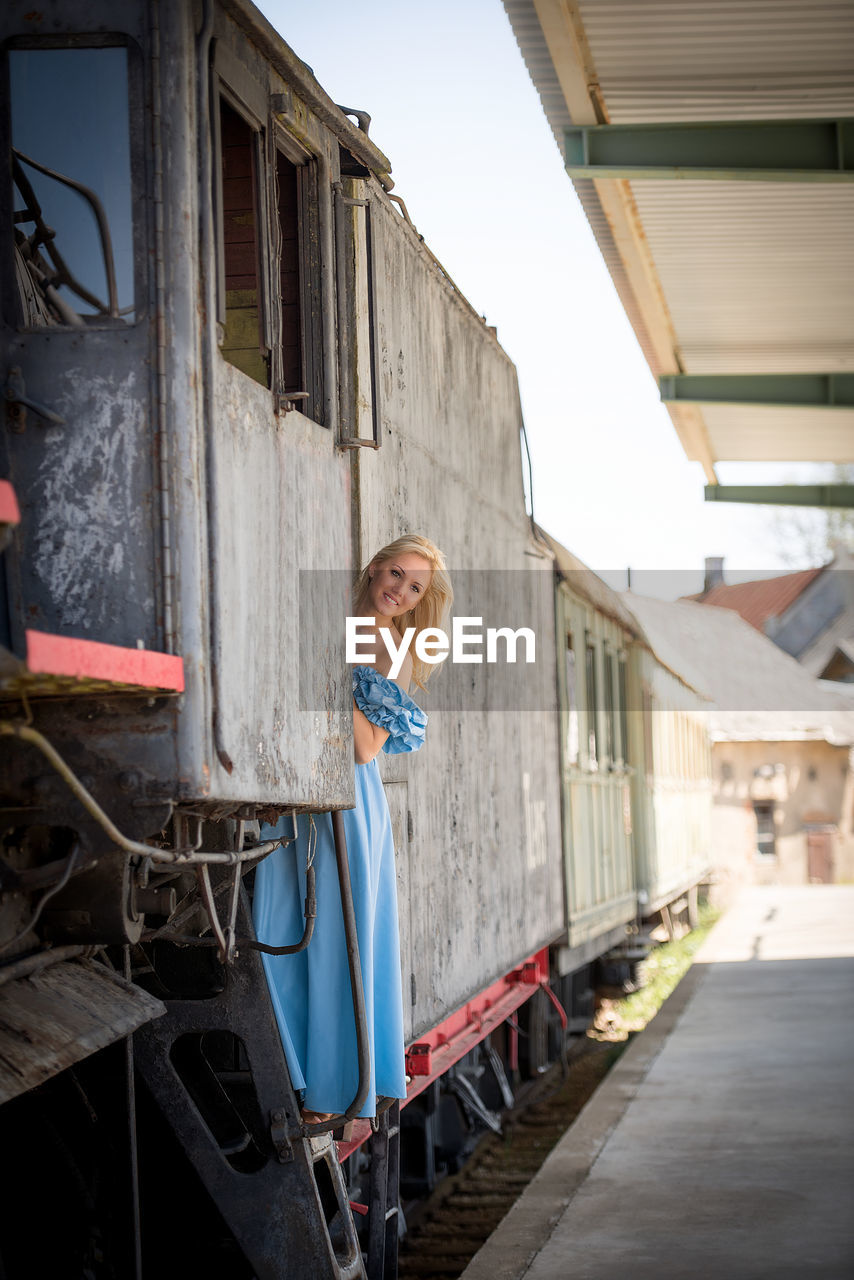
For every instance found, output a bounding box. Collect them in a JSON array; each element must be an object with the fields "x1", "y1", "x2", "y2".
[{"x1": 252, "y1": 666, "x2": 427, "y2": 1117}]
